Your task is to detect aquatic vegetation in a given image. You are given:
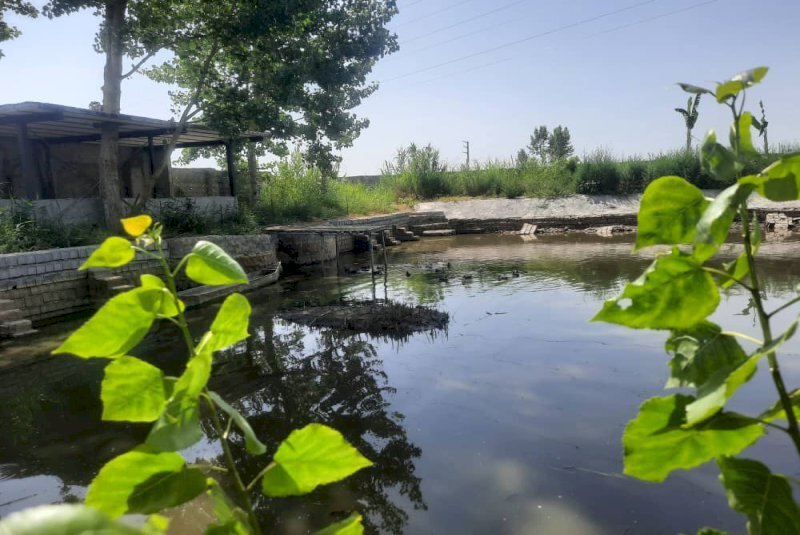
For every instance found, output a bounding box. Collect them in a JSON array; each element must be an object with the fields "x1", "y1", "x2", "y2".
[
  {"x1": 594, "y1": 67, "x2": 800, "y2": 534},
  {"x1": 0, "y1": 216, "x2": 372, "y2": 534}
]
